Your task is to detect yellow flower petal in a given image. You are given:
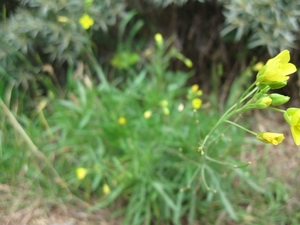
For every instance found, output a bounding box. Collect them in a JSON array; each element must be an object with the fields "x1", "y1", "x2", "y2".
[
  {"x1": 76, "y1": 167, "x2": 88, "y2": 180},
  {"x1": 143, "y1": 110, "x2": 152, "y2": 119},
  {"x1": 118, "y1": 117, "x2": 126, "y2": 125},
  {"x1": 79, "y1": 14, "x2": 94, "y2": 30},
  {"x1": 273, "y1": 49, "x2": 290, "y2": 64},
  {"x1": 103, "y1": 184, "x2": 111, "y2": 195},
  {"x1": 184, "y1": 59, "x2": 193, "y2": 68},
  {"x1": 192, "y1": 98, "x2": 202, "y2": 109},
  {"x1": 154, "y1": 33, "x2": 163, "y2": 47},
  {"x1": 256, "y1": 132, "x2": 284, "y2": 145},
  {"x1": 252, "y1": 62, "x2": 264, "y2": 71},
  {"x1": 191, "y1": 84, "x2": 199, "y2": 93},
  {"x1": 281, "y1": 63, "x2": 297, "y2": 75},
  {"x1": 256, "y1": 50, "x2": 296, "y2": 87},
  {"x1": 291, "y1": 126, "x2": 300, "y2": 146}
]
